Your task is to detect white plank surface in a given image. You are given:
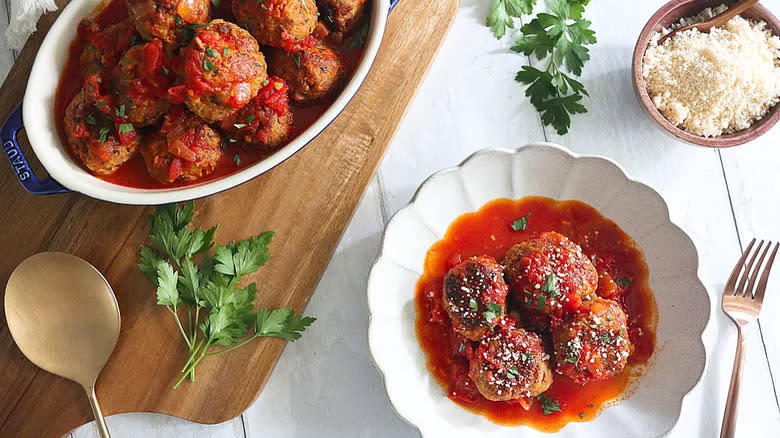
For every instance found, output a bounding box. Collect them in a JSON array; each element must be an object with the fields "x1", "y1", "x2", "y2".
[{"x1": 0, "y1": 0, "x2": 777, "y2": 437}]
